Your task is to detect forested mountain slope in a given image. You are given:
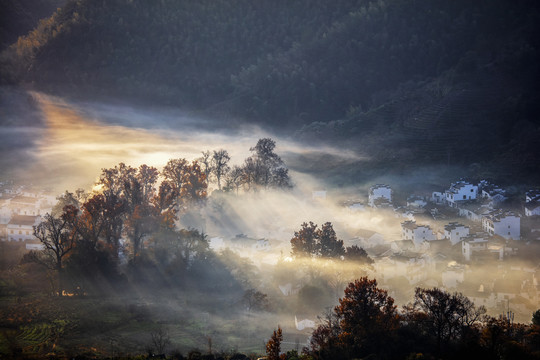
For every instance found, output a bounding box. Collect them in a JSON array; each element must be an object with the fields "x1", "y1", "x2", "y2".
[{"x1": 2, "y1": 0, "x2": 539, "y2": 180}]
